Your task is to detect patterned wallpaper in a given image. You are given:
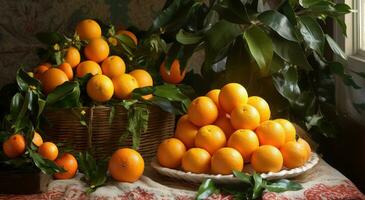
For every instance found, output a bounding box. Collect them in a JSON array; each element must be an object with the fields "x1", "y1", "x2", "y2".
[{"x1": 0, "y1": 0, "x2": 165, "y2": 87}]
